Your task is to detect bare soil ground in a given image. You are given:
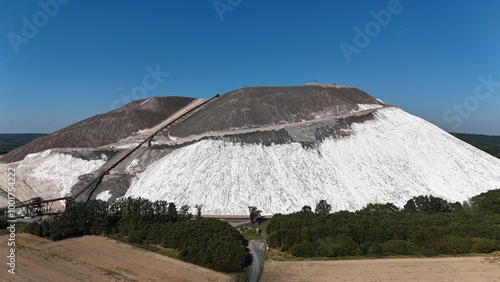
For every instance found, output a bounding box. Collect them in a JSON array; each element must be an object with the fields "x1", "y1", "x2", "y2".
[
  {"x1": 168, "y1": 85, "x2": 382, "y2": 138},
  {"x1": 164, "y1": 106, "x2": 382, "y2": 147},
  {"x1": 260, "y1": 256, "x2": 500, "y2": 282},
  {"x1": 0, "y1": 233, "x2": 233, "y2": 282}
]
